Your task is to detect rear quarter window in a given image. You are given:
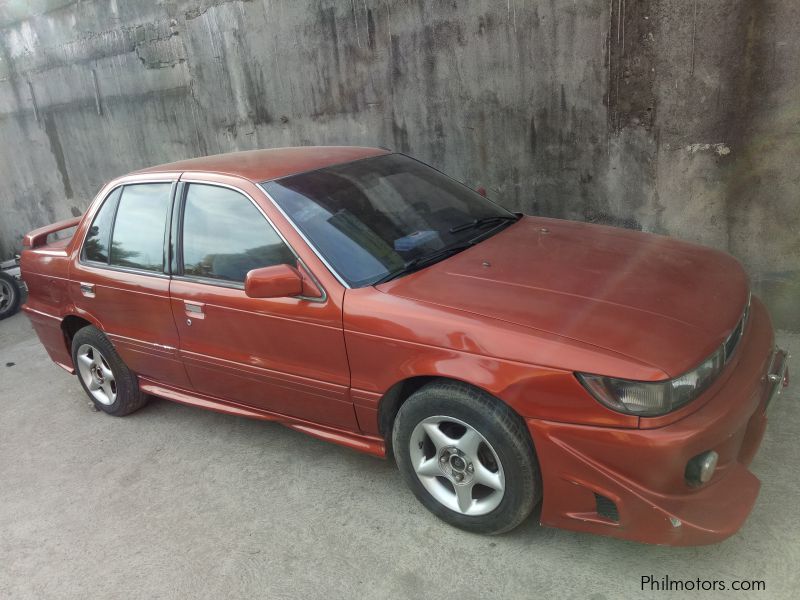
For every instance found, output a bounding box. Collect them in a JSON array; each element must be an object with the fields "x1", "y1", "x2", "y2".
[{"x1": 82, "y1": 187, "x2": 122, "y2": 263}]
